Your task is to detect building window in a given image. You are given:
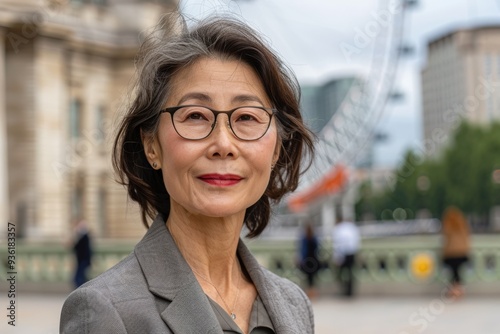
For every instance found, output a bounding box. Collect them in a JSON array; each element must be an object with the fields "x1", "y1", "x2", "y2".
[
  {"x1": 496, "y1": 97, "x2": 500, "y2": 119},
  {"x1": 97, "y1": 187, "x2": 107, "y2": 236},
  {"x1": 487, "y1": 96, "x2": 494, "y2": 121},
  {"x1": 70, "y1": 99, "x2": 82, "y2": 138},
  {"x1": 484, "y1": 54, "x2": 492, "y2": 79},
  {"x1": 72, "y1": 184, "x2": 84, "y2": 220},
  {"x1": 96, "y1": 105, "x2": 106, "y2": 142},
  {"x1": 496, "y1": 55, "x2": 500, "y2": 79}
]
